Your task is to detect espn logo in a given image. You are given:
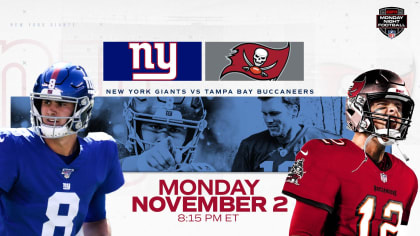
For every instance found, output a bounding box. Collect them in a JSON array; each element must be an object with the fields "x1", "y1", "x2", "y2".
[{"x1": 103, "y1": 42, "x2": 202, "y2": 81}]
